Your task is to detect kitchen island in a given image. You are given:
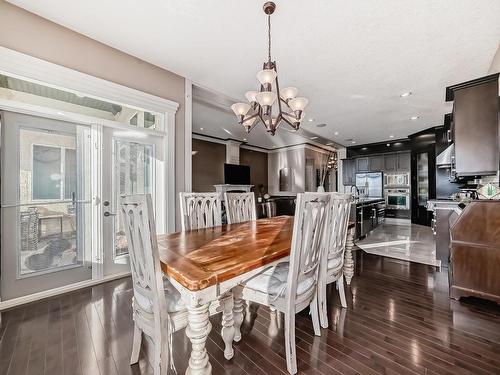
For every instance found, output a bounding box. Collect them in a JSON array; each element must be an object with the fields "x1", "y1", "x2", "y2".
[{"x1": 350, "y1": 198, "x2": 386, "y2": 239}]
